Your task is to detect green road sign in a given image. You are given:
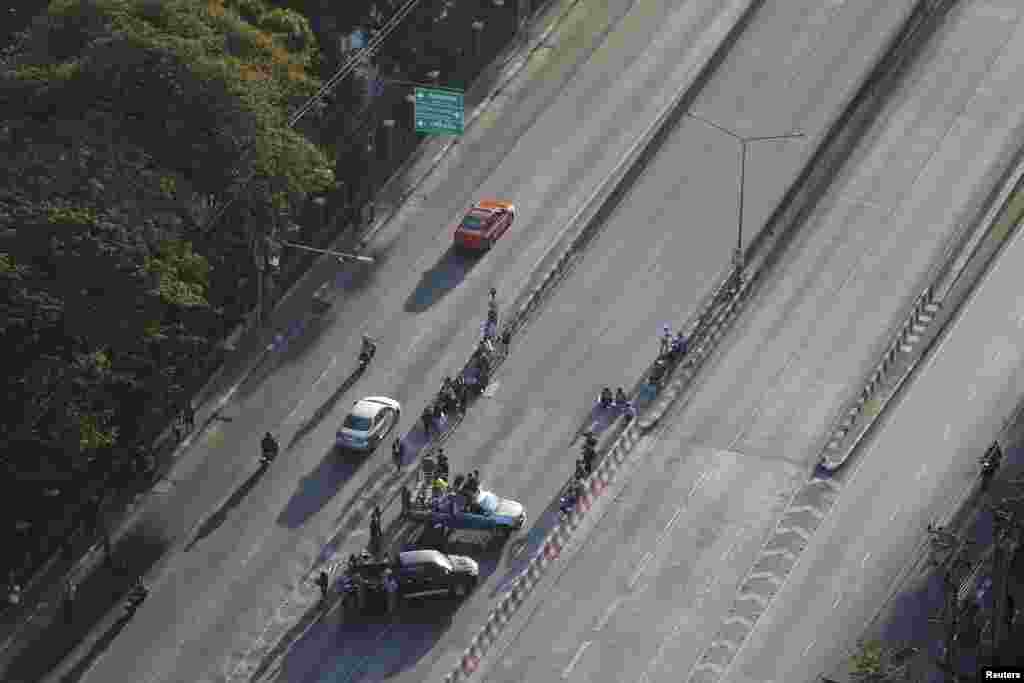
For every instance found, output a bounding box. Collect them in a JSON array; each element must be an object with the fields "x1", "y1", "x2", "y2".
[{"x1": 415, "y1": 87, "x2": 465, "y2": 135}]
